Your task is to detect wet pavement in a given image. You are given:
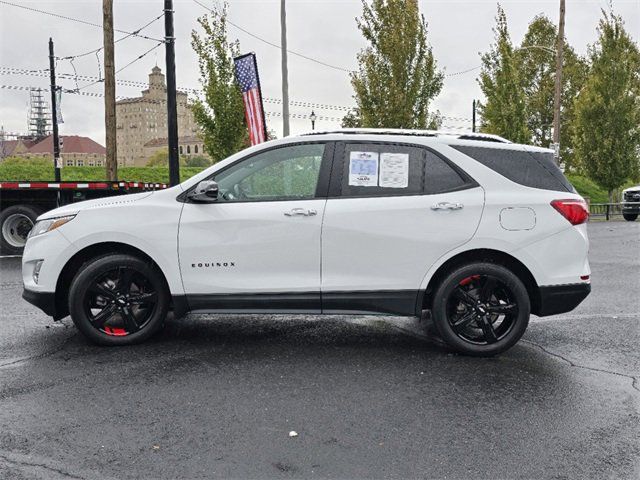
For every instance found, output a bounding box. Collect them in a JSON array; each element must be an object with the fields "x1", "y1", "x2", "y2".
[{"x1": 0, "y1": 221, "x2": 638, "y2": 479}]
